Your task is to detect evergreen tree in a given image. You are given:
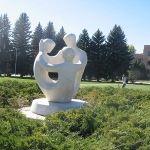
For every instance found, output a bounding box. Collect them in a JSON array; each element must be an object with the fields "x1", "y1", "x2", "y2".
[
  {"x1": 12, "y1": 13, "x2": 32, "y2": 77},
  {"x1": 77, "y1": 29, "x2": 90, "y2": 80},
  {"x1": 48, "y1": 26, "x2": 66, "y2": 79},
  {"x1": 0, "y1": 14, "x2": 3, "y2": 74},
  {"x1": 43, "y1": 21, "x2": 55, "y2": 41},
  {"x1": 77, "y1": 29, "x2": 90, "y2": 53},
  {"x1": 105, "y1": 25, "x2": 133, "y2": 82},
  {"x1": 50, "y1": 26, "x2": 66, "y2": 56},
  {"x1": 91, "y1": 29, "x2": 105, "y2": 81},
  {"x1": 31, "y1": 22, "x2": 43, "y2": 67},
  {"x1": 85, "y1": 40, "x2": 95, "y2": 81},
  {"x1": 0, "y1": 14, "x2": 12, "y2": 75}
]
